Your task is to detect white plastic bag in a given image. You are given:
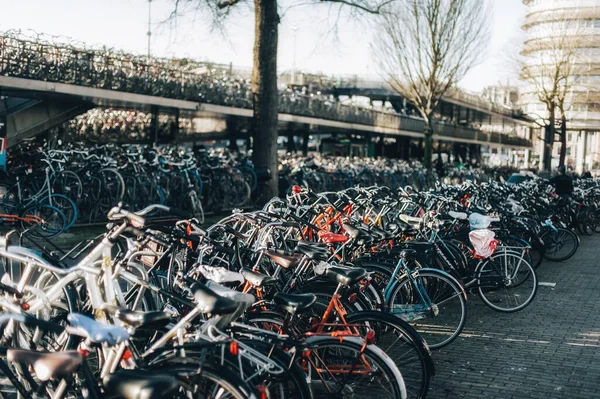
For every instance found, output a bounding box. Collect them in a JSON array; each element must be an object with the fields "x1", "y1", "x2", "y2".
[
  {"x1": 468, "y1": 213, "x2": 499, "y2": 230},
  {"x1": 469, "y1": 229, "x2": 497, "y2": 258}
]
